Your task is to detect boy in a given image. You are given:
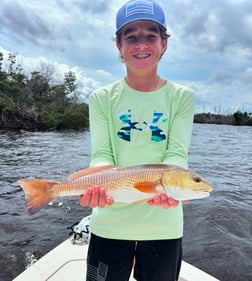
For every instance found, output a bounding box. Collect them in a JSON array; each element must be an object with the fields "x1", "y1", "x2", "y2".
[{"x1": 80, "y1": 1, "x2": 195, "y2": 280}]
